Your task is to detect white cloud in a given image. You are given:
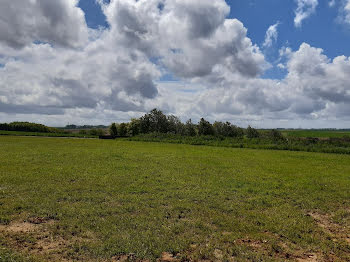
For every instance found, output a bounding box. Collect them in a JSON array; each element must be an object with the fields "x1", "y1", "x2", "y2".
[
  {"x1": 344, "y1": 0, "x2": 350, "y2": 24},
  {"x1": 101, "y1": 0, "x2": 265, "y2": 79},
  {"x1": 184, "y1": 43, "x2": 350, "y2": 122},
  {"x1": 0, "y1": 0, "x2": 88, "y2": 49},
  {"x1": 294, "y1": 0, "x2": 318, "y2": 27},
  {"x1": 0, "y1": 0, "x2": 350, "y2": 128},
  {"x1": 263, "y1": 22, "x2": 279, "y2": 48},
  {"x1": 0, "y1": 0, "x2": 265, "y2": 117}
]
